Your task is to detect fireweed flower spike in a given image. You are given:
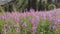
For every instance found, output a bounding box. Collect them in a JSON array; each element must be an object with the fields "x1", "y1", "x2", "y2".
[
  {"x1": 0, "y1": 9, "x2": 60, "y2": 34},
  {"x1": 32, "y1": 26, "x2": 36, "y2": 34},
  {"x1": 22, "y1": 22, "x2": 27, "y2": 28}
]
